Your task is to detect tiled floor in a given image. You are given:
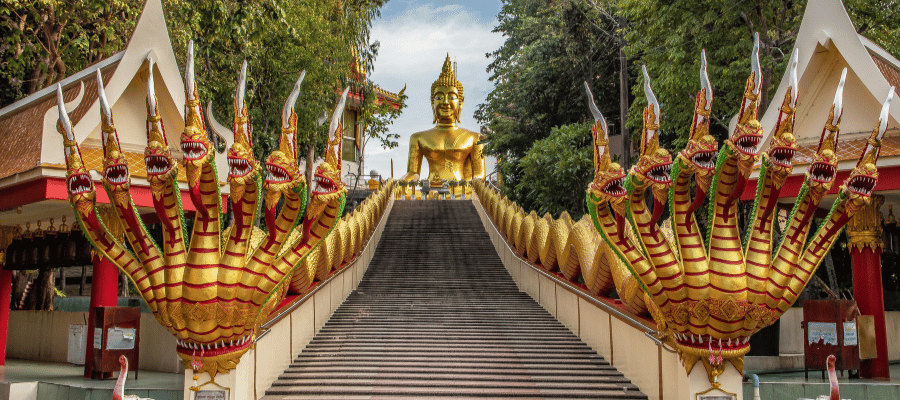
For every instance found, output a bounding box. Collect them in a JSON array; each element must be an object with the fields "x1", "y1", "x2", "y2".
[
  {"x1": 744, "y1": 363, "x2": 900, "y2": 399},
  {"x1": 0, "y1": 359, "x2": 182, "y2": 400}
]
